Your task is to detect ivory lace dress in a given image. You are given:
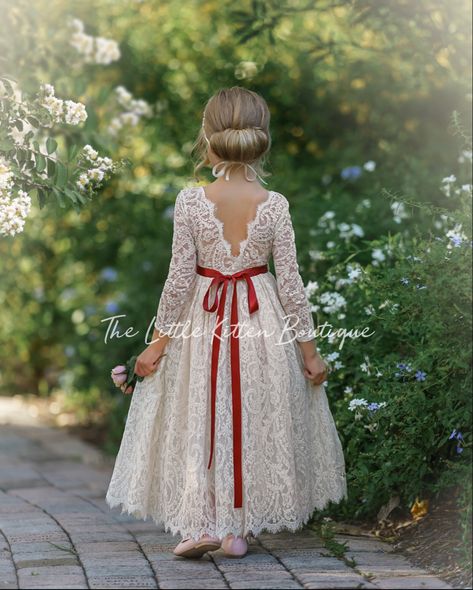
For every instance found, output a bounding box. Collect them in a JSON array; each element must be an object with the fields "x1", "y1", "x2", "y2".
[{"x1": 105, "y1": 185, "x2": 347, "y2": 541}]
